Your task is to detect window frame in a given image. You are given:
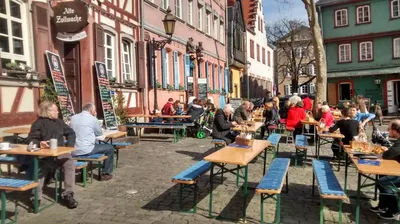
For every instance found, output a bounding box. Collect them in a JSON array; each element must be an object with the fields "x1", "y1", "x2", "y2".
[
  {"x1": 197, "y1": 4, "x2": 203, "y2": 30},
  {"x1": 104, "y1": 31, "x2": 117, "y2": 80},
  {"x1": 262, "y1": 47, "x2": 266, "y2": 64},
  {"x1": 165, "y1": 51, "x2": 170, "y2": 84},
  {"x1": 161, "y1": 0, "x2": 170, "y2": 10},
  {"x1": 249, "y1": 39, "x2": 254, "y2": 59},
  {"x1": 338, "y1": 43, "x2": 352, "y2": 63},
  {"x1": 205, "y1": 10, "x2": 211, "y2": 35},
  {"x1": 334, "y1": 8, "x2": 349, "y2": 27},
  {"x1": 174, "y1": 0, "x2": 182, "y2": 19},
  {"x1": 393, "y1": 37, "x2": 400, "y2": 58},
  {"x1": 391, "y1": 0, "x2": 400, "y2": 19},
  {"x1": 213, "y1": 15, "x2": 218, "y2": 39},
  {"x1": 187, "y1": 0, "x2": 193, "y2": 25},
  {"x1": 256, "y1": 44, "x2": 260, "y2": 62},
  {"x1": 359, "y1": 41, "x2": 374, "y2": 62},
  {"x1": 356, "y1": 5, "x2": 371, "y2": 24},
  {"x1": 121, "y1": 39, "x2": 137, "y2": 82},
  {"x1": 219, "y1": 21, "x2": 224, "y2": 43},
  {"x1": 267, "y1": 51, "x2": 271, "y2": 67}
]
